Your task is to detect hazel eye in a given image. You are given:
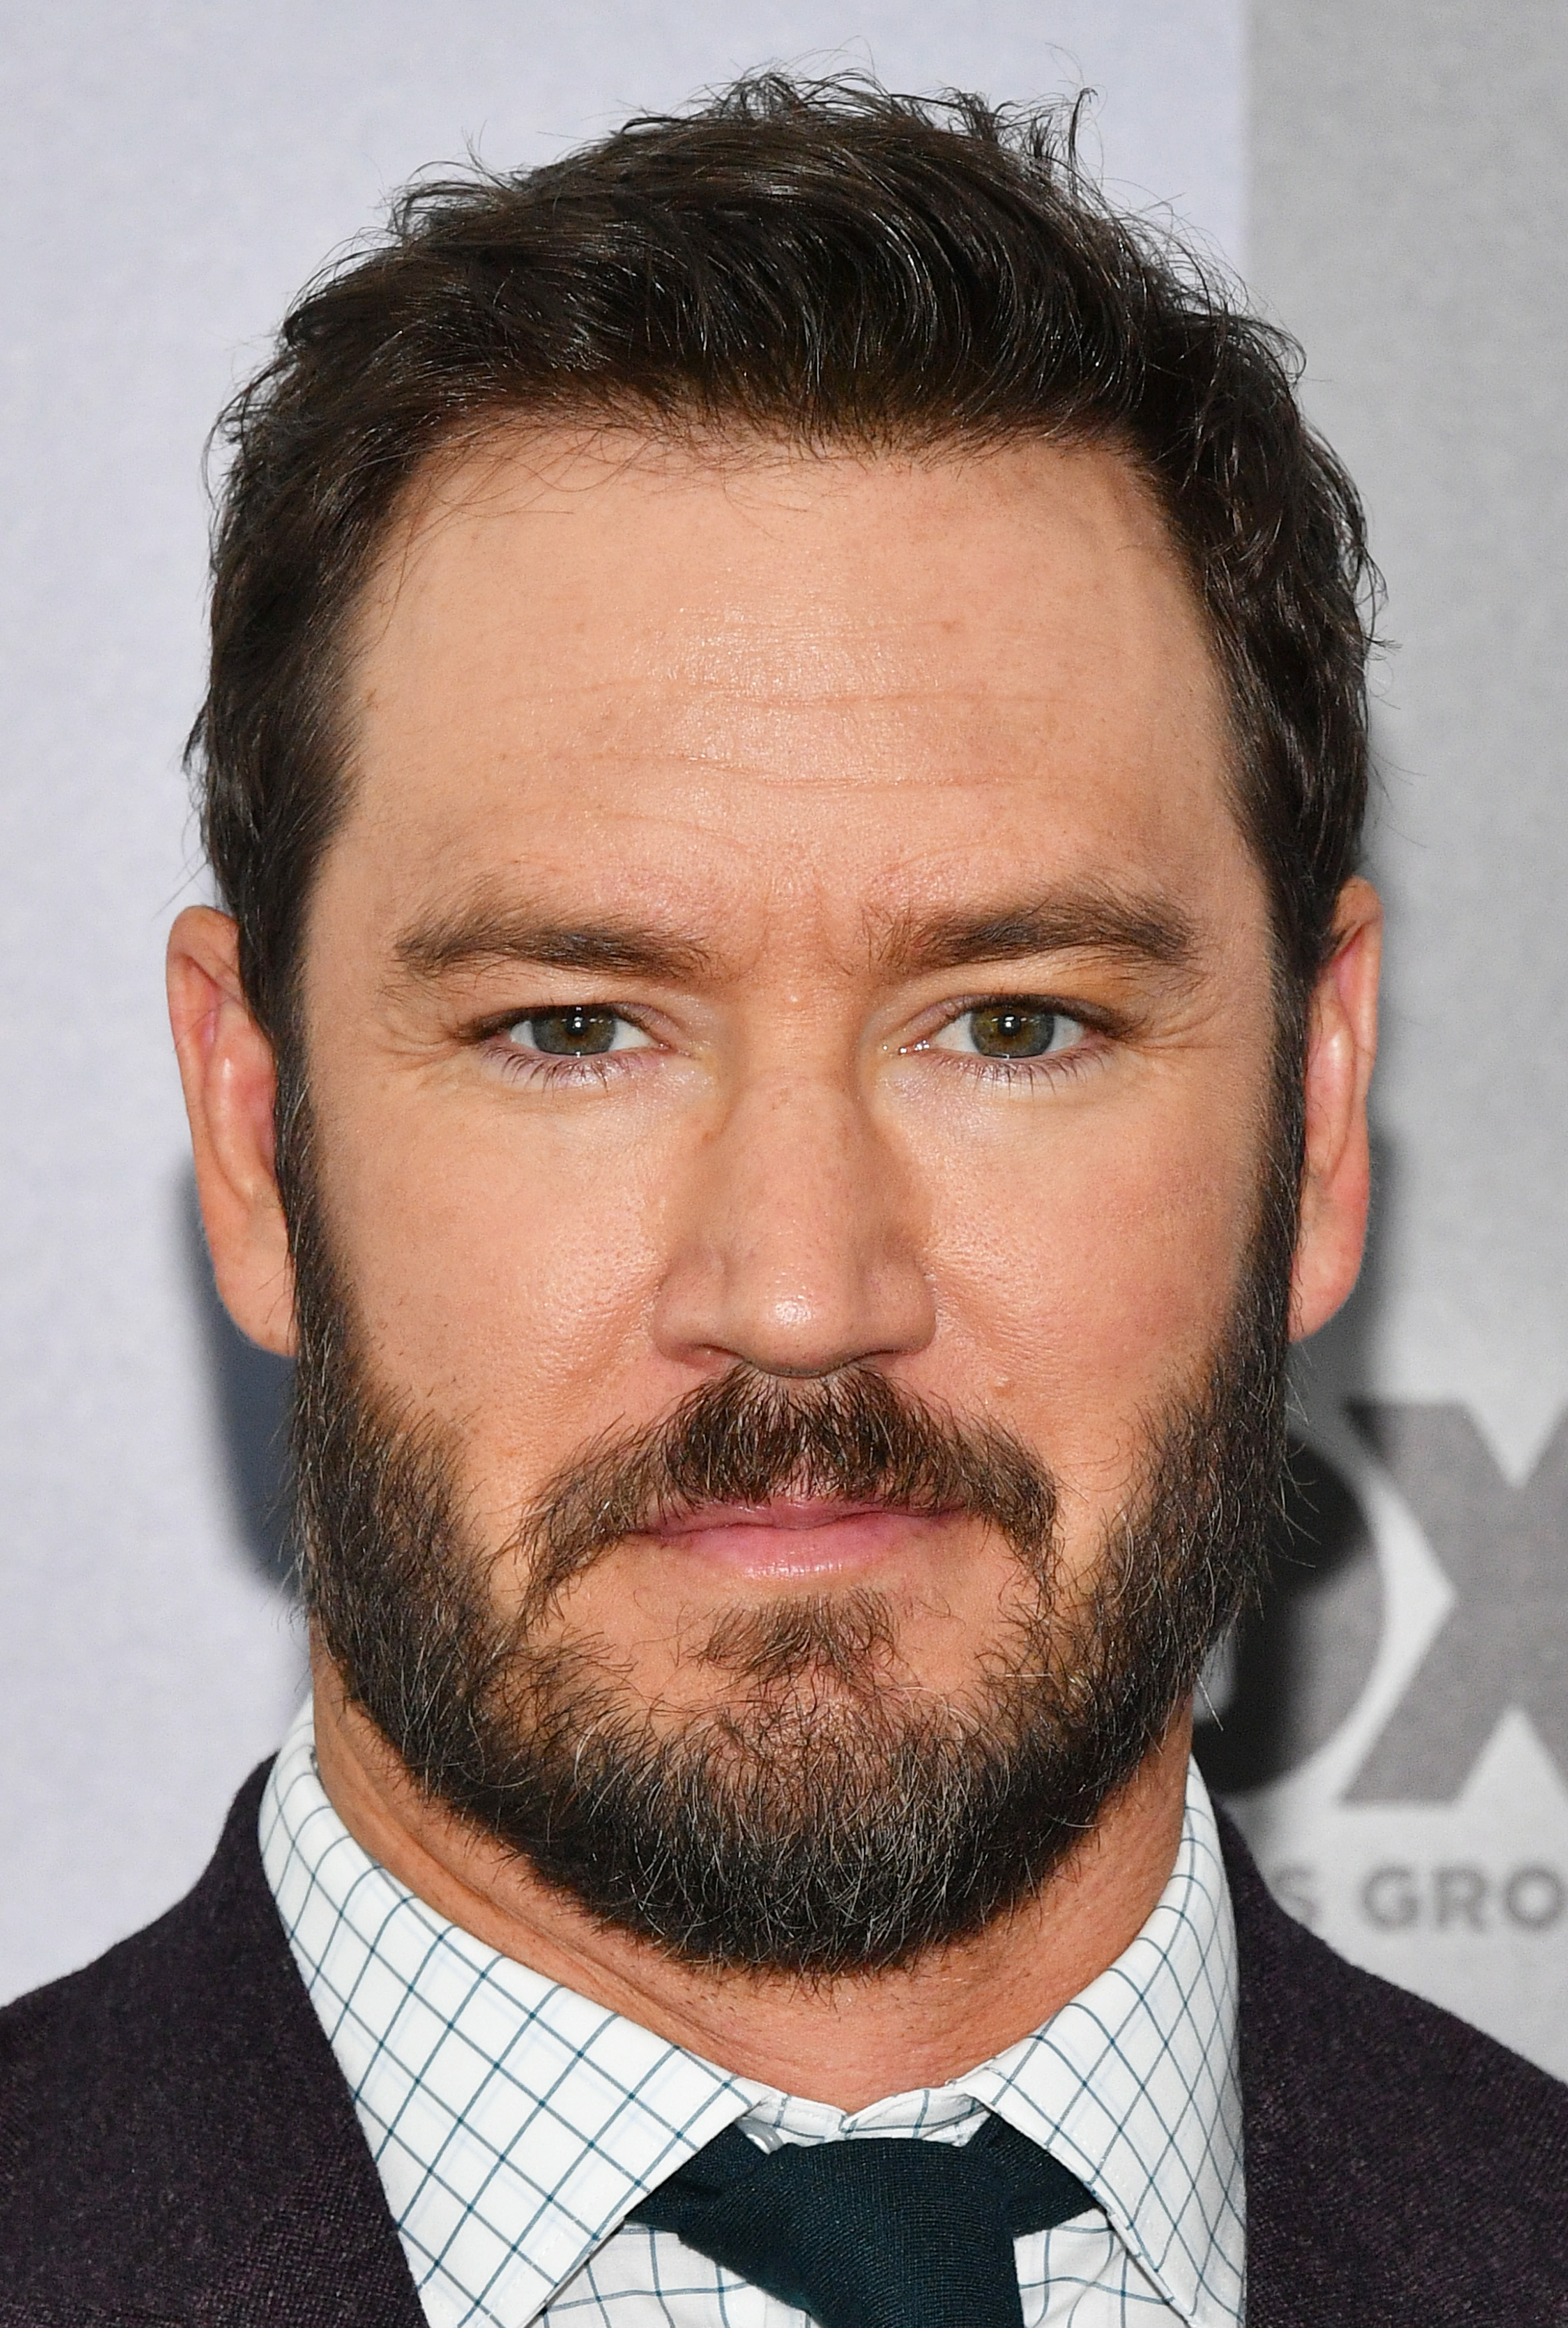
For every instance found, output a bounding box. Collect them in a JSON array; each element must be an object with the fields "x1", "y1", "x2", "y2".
[
  {"x1": 932, "y1": 1001, "x2": 1085, "y2": 1060},
  {"x1": 506, "y1": 1006, "x2": 650, "y2": 1057}
]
